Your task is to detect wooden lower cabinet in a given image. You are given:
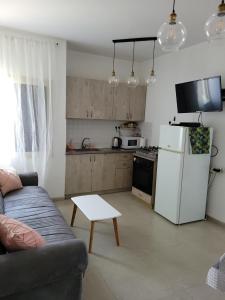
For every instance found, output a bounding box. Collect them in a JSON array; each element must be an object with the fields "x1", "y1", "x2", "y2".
[
  {"x1": 65, "y1": 153, "x2": 133, "y2": 196},
  {"x1": 65, "y1": 154, "x2": 92, "y2": 195},
  {"x1": 91, "y1": 154, "x2": 104, "y2": 191}
]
